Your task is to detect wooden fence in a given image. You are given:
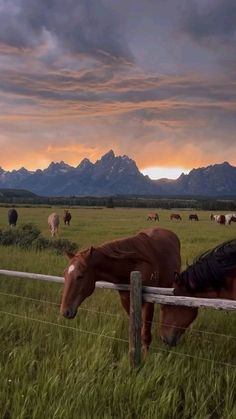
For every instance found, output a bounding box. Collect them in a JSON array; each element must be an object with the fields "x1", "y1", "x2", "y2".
[{"x1": 0, "y1": 269, "x2": 236, "y2": 367}]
